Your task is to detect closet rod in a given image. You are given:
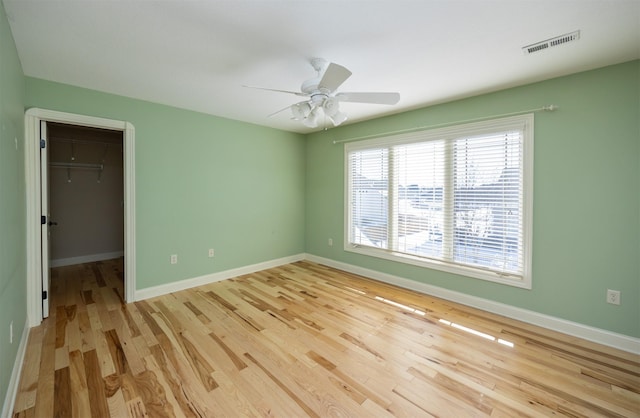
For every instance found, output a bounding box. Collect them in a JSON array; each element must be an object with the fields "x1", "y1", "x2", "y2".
[
  {"x1": 331, "y1": 105, "x2": 558, "y2": 145},
  {"x1": 49, "y1": 137, "x2": 122, "y2": 147},
  {"x1": 50, "y1": 162, "x2": 103, "y2": 170}
]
